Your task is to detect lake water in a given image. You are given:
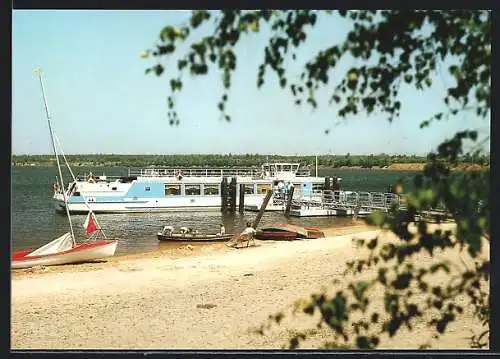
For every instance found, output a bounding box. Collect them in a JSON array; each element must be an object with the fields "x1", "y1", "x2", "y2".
[{"x1": 11, "y1": 166, "x2": 417, "y2": 255}]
